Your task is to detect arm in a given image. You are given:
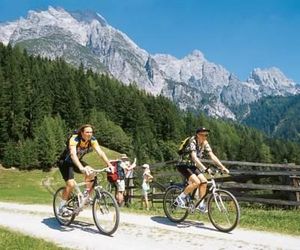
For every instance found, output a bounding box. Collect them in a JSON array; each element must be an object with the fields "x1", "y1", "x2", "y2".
[
  {"x1": 208, "y1": 151, "x2": 229, "y2": 174},
  {"x1": 128, "y1": 158, "x2": 137, "y2": 170},
  {"x1": 191, "y1": 151, "x2": 208, "y2": 172},
  {"x1": 144, "y1": 170, "x2": 153, "y2": 180}
]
